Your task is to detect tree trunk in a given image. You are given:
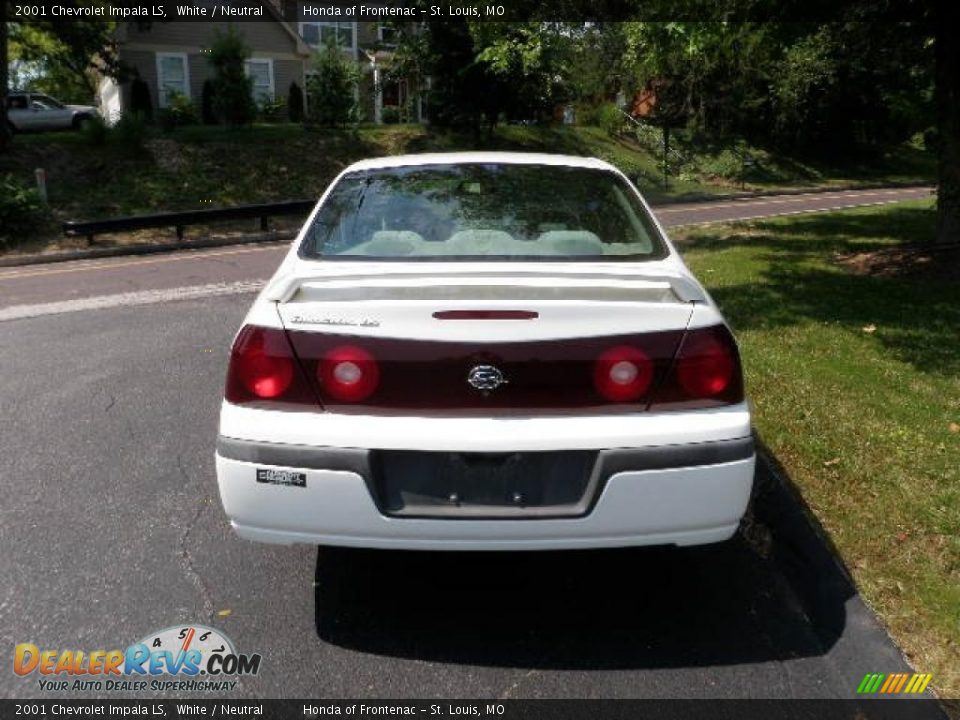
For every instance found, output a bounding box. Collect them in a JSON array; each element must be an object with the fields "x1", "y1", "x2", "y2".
[
  {"x1": 0, "y1": 16, "x2": 11, "y2": 153},
  {"x1": 935, "y1": 2, "x2": 960, "y2": 244}
]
